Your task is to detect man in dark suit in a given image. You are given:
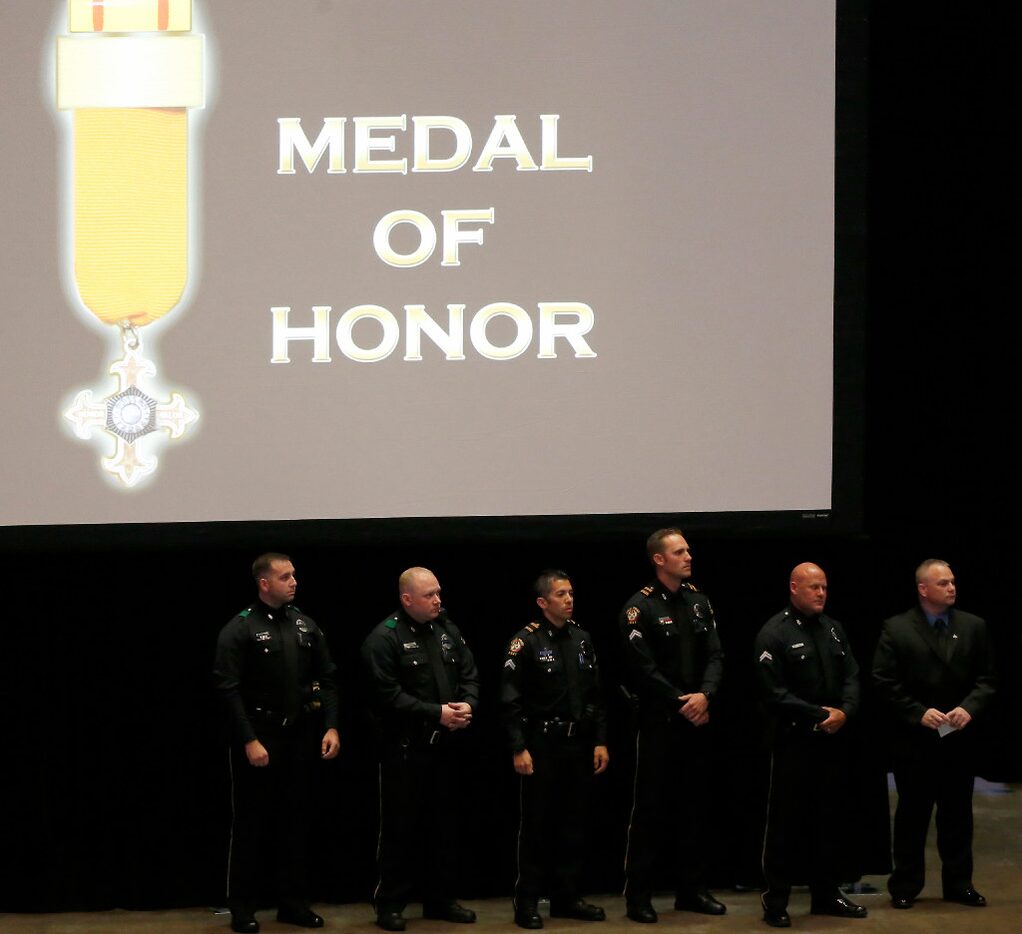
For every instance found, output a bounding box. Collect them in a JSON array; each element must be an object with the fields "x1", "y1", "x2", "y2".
[{"x1": 872, "y1": 559, "x2": 996, "y2": 910}]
